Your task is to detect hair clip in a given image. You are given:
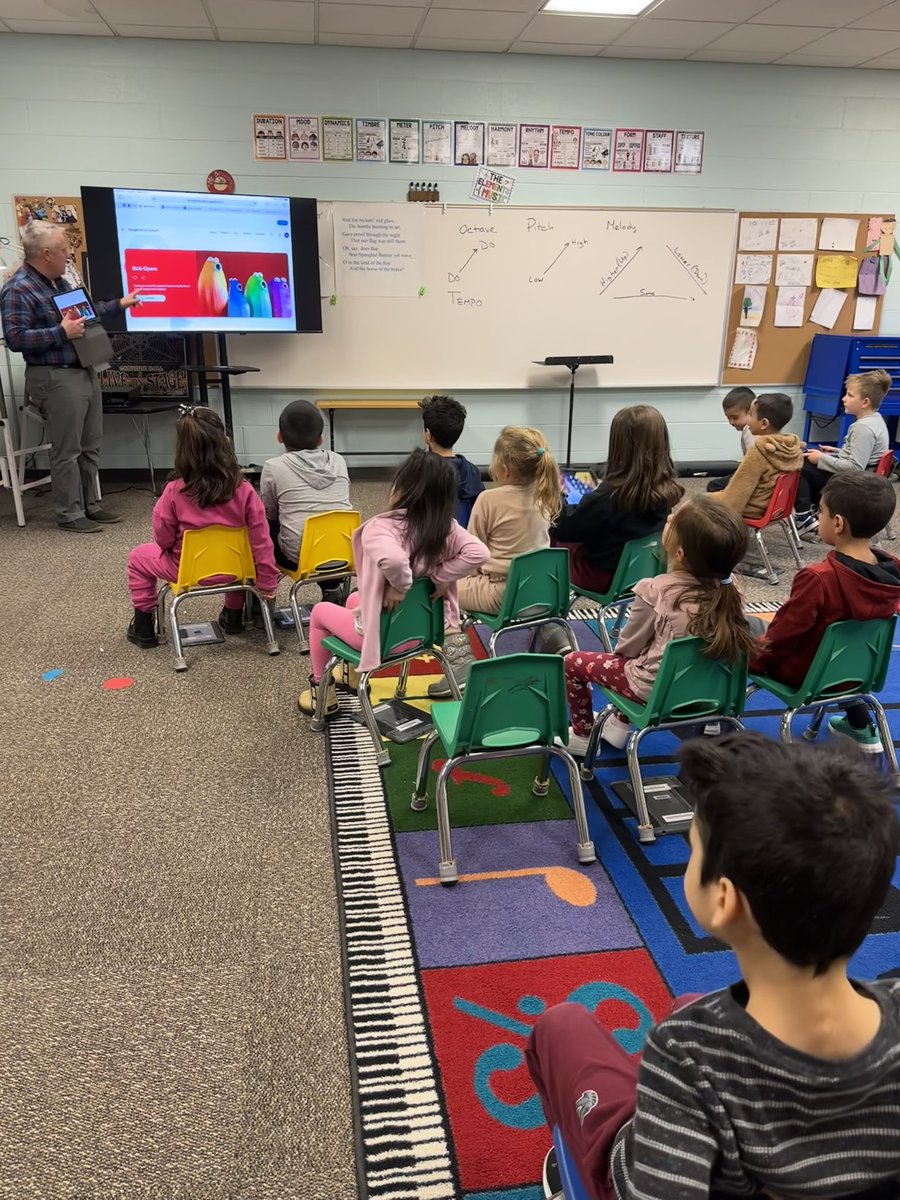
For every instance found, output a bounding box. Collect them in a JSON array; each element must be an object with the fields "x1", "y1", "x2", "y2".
[
  {"x1": 535, "y1": 446, "x2": 546, "y2": 458},
  {"x1": 178, "y1": 402, "x2": 198, "y2": 418},
  {"x1": 720, "y1": 575, "x2": 733, "y2": 585}
]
